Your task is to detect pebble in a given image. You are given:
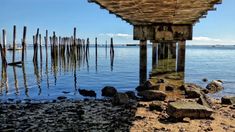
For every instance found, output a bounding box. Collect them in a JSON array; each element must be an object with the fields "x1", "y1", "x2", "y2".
[{"x1": 57, "y1": 96, "x2": 67, "y2": 100}]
